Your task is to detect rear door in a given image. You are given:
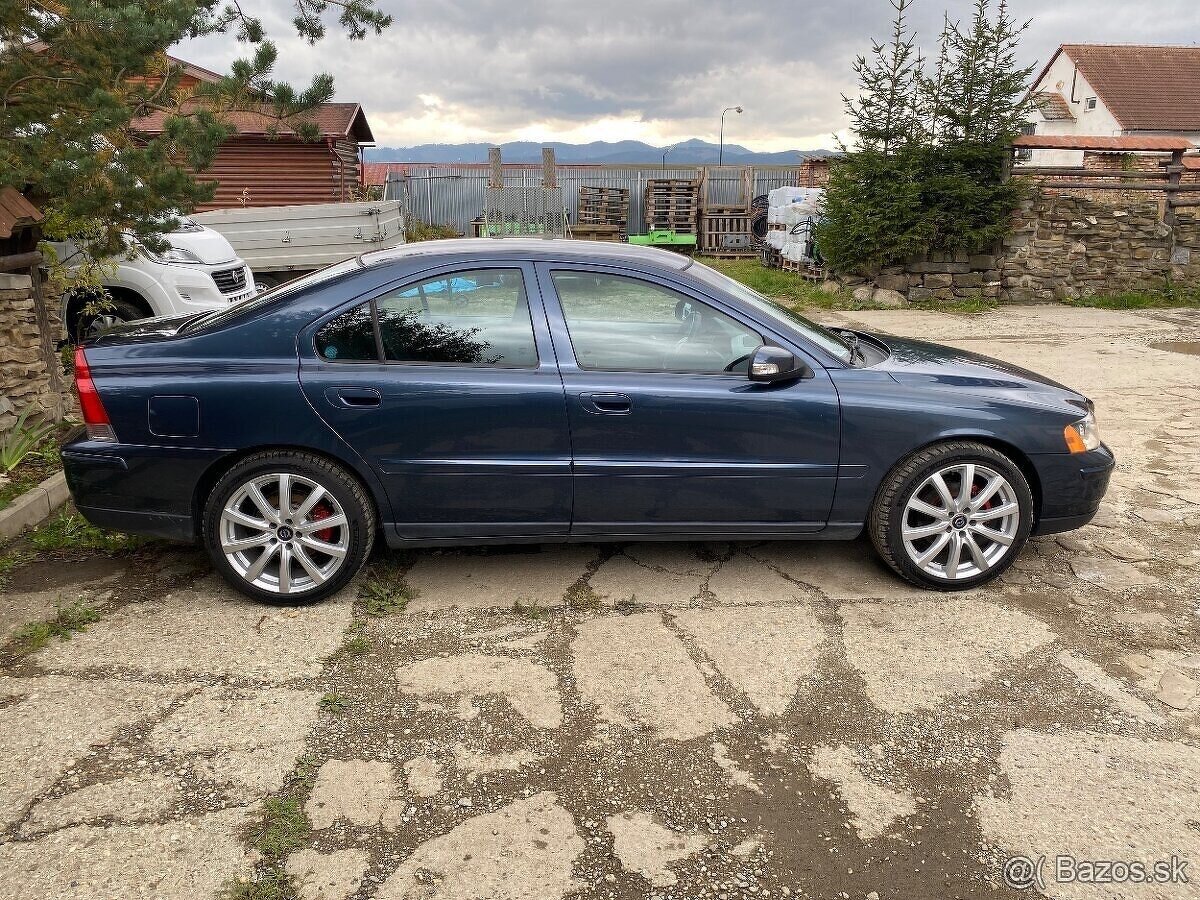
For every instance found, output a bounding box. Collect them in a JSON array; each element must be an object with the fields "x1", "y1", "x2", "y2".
[
  {"x1": 536, "y1": 263, "x2": 841, "y2": 535},
  {"x1": 298, "y1": 262, "x2": 572, "y2": 540}
]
